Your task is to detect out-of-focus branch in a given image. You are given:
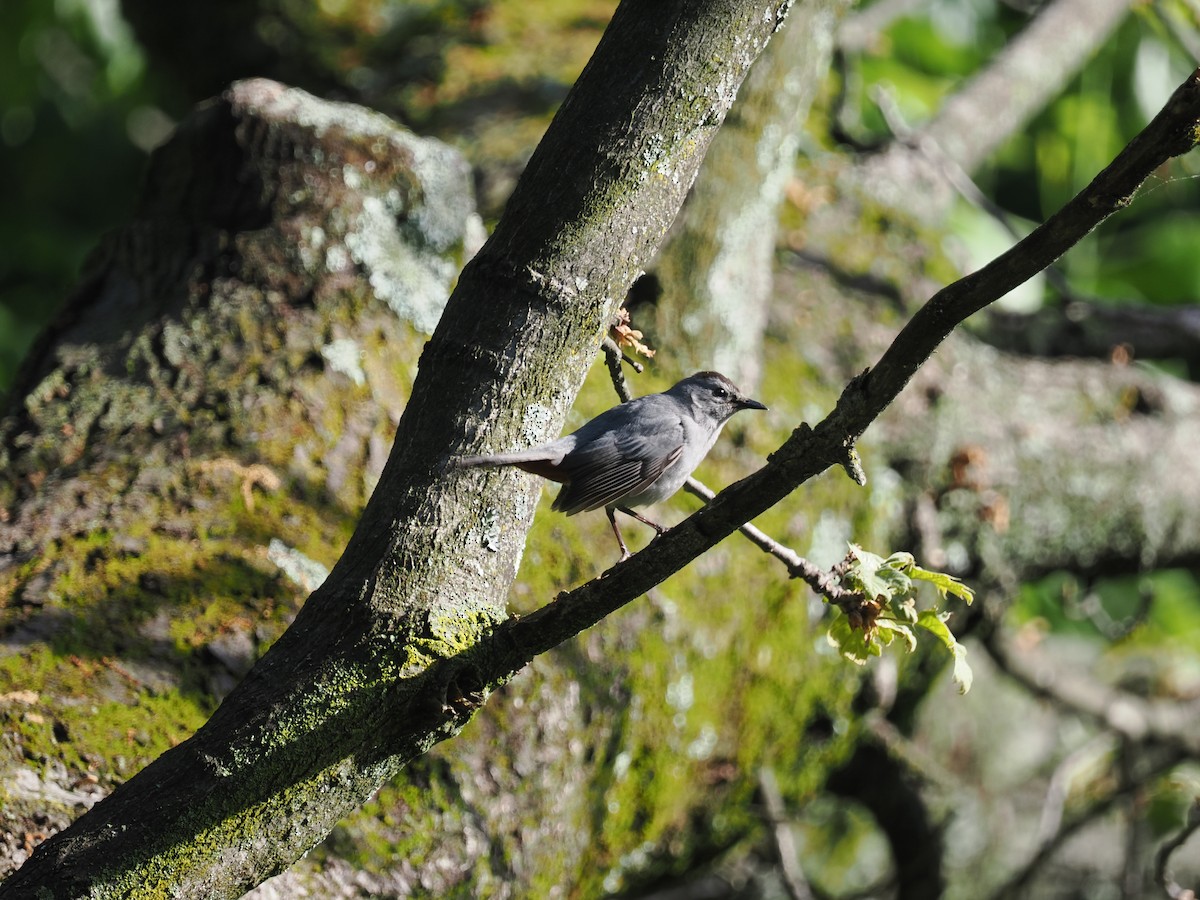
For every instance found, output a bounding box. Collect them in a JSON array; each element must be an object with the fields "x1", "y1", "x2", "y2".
[
  {"x1": 758, "y1": 768, "x2": 815, "y2": 900},
  {"x1": 988, "y1": 740, "x2": 1187, "y2": 900},
  {"x1": 920, "y1": 0, "x2": 1134, "y2": 176},
  {"x1": 978, "y1": 620, "x2": 1200, "y2": 756},
  {"x1": 837, "y1": 0, "x2": 927, "y2": 53},
  {"x1": 869, "y1": 82, "x2": 1077, "y2": 299},
  {"x1": 1156, "y1": 801, "x2": 1200, "y2": 900},
  {"x1": 1035, "y1": 734, "x2": 1117, "y2": 844},
  {"x1": 859, "y1": 0, "x2": 1135, "y2": 218},
  {"x1": 1153, "y1": 1, "x2": 1200, "y2": 63},
  {"x1": 985, "y1": 302, "x2": 1200, "y2": 369},
  {"x1": 978, "y1": 613, "x2": 1200, "y2": 897}
]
